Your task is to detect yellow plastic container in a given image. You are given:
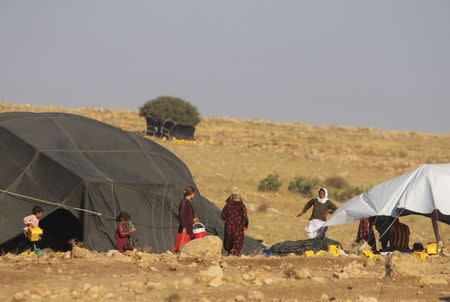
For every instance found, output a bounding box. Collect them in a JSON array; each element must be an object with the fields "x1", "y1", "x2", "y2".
[
  {"x1": 315, "y1": 250, "x2": 327, "y2": 256},
  {"x1": 413, "y1": 251, "x2": 429, "y2": 260},
  {"x1": 327, "y1": 245, "x2": 340, "y2": 256},
  {"x1": 425, "y1": 242, "x2": 438, "y2": 255},
  {"x1": 303, "y1": 250, "x2": 315, "y2": 257},
  {"x1": 361, "y1": 249, "x2": 376, "y2": 260},
  {"x1": 27, "y1": 226, "x2": 43, "y2": 242}
]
